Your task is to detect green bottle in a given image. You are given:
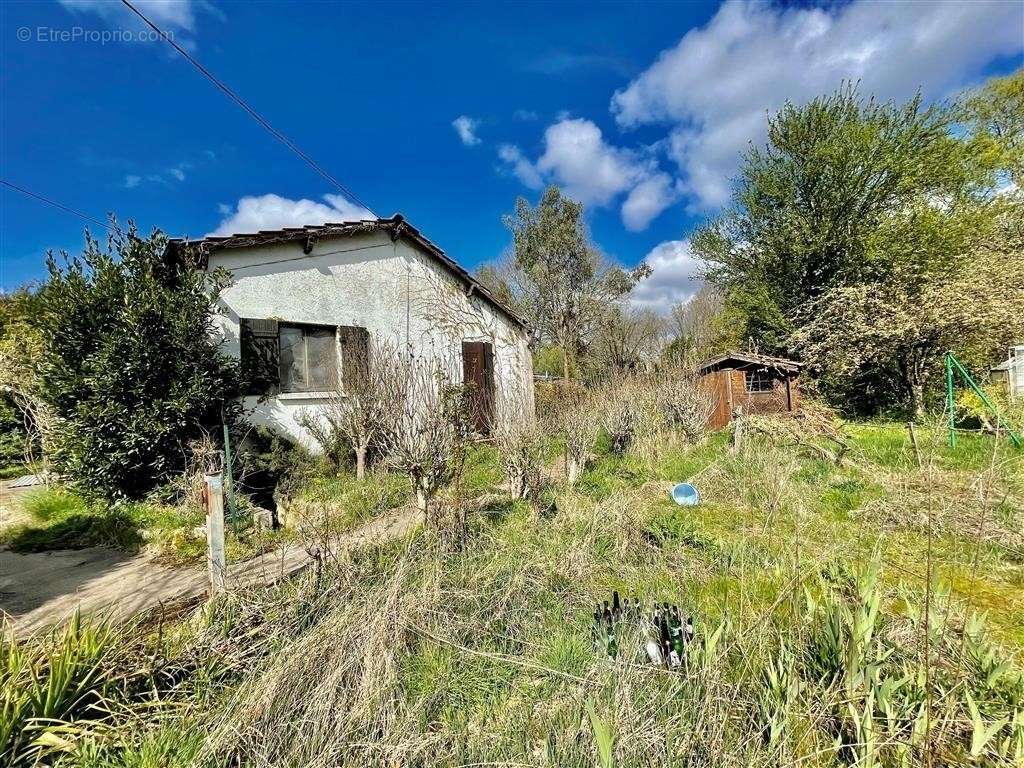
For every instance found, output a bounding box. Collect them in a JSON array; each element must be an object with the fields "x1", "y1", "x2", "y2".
[{"x1": 670, "y1": 606, "x2": 685, "y2": 663}]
